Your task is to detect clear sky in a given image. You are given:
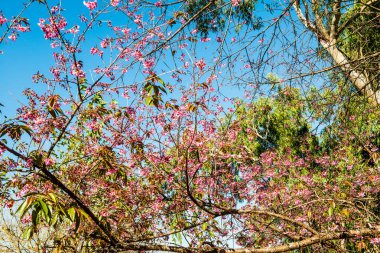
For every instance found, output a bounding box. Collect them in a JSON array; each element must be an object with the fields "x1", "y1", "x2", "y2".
[
  {"x1": 0, "y1": 1, "x2": 114, "y2": 116},
  {"x1": 0, "y1": 0, "x2": 305, "y2": 119},
  {"x1": 1, "y1": 1, "x2": 48, "y2": 116}
]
